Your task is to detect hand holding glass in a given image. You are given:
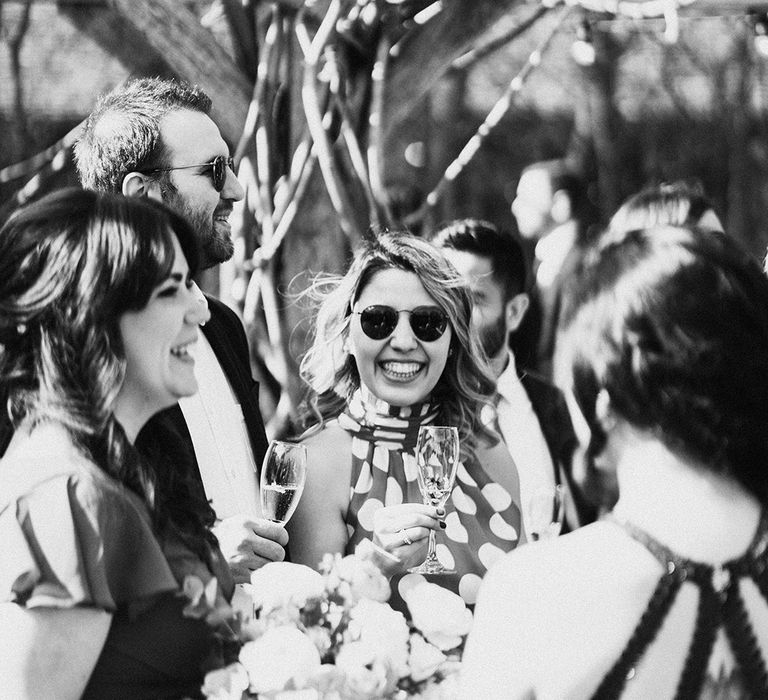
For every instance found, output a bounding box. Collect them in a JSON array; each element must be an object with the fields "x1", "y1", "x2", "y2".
[
  {"x1": 409, "y1": 426, "x2": 460, "y2": 575},
  {"x1": 527, "y1": 484, "x2": 566, "y2": 542},
  {"x1": 260, "y1": 441, "x2": 307, "y2": 524}
]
